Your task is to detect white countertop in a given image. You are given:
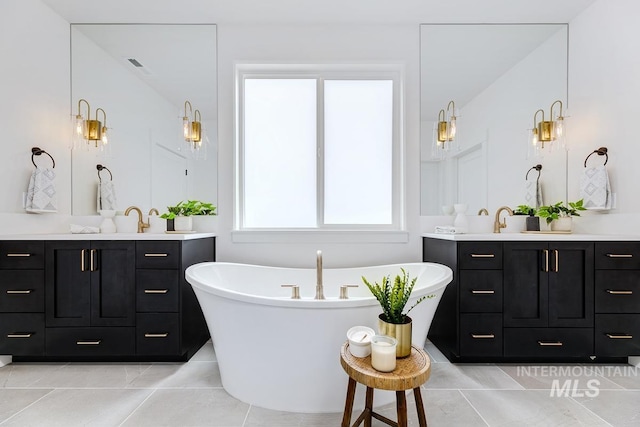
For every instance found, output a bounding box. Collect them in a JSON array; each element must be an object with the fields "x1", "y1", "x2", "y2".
[
  {"x1": 422, "y1": 232, "x2": 640, "y2": 241},
  {"x1": 0, "y1": 232, "x2": 216, "y2": 241}
]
